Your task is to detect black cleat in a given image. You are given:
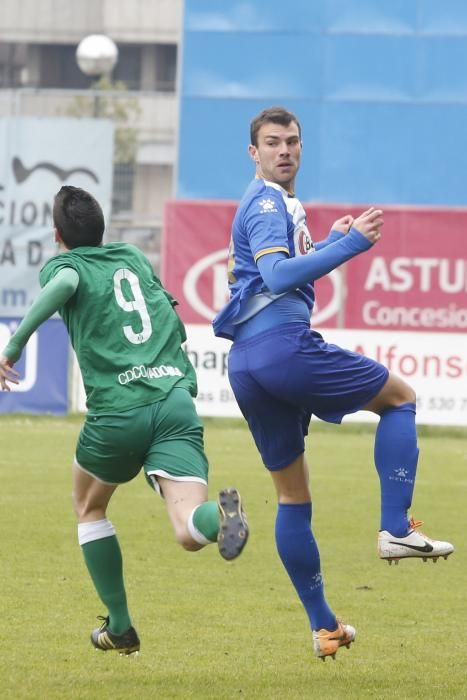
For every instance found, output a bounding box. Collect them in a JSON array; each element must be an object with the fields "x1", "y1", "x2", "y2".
[
  {"x1": 91, "y1": 616, "x2": 140, "y2": 655},
  {"x1": 217, "y1": 488, "x2": 249, "y2": 560}
]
